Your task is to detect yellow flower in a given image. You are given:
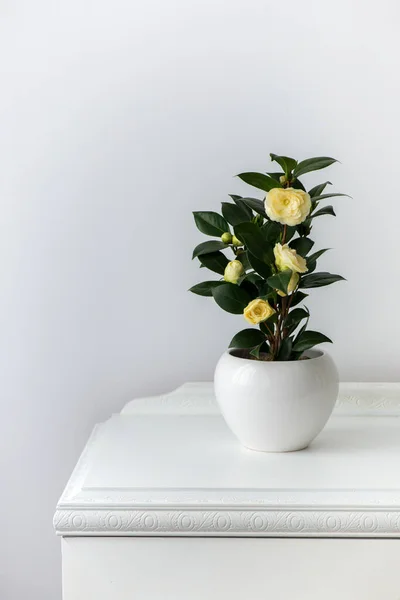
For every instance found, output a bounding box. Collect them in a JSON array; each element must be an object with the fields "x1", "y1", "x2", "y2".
[
  {"x1": 224, "y1": 260, "x2": 244, "y2": 284},
  {"x1": 277, "y1": 271, "x2": 299, "y2": 297},
  {"x1": 274, "y1": 243, "x2": 308, "y2": 273},
  {"x1": 265, "y1": 187, "x2": 311, "y2": 226},
  {"x1": 243, "y1": 298, "x2": 275, "y2": 325}
]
